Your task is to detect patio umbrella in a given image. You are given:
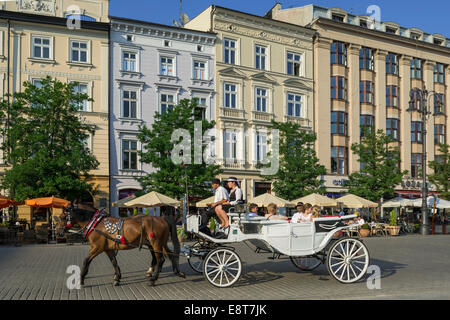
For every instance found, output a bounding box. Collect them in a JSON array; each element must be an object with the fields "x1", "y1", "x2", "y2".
[
  {"x1": 247, "y1": 193, "x2": 295, "y2": 207},
  {"x1": 25, "y1": 196, "x2": 70, "y2": 208},
  {"x1": 112, "y1": 194, "x2": 136, "y2": 208},
  {"x1": 196, "y1": 195, "x2": 215, "y2": 208},
  {"x1": 381, "y1": 197, "x2": 415, "y2": 208},
  {"x1": 124, "y1": 191, "x2": 181, "y2": 208},
  {"x1": 337, "y1": 194, "x2": 377, "y2": 209},
  {"x1": 292, "y1": 193, "x2": 338, "y2": 207},
  {"x1": 410, "y1": 196, "x2": 450, "y2": 209},
  {"x1": 0, "y1": 196, "x2": 24, "y2": 209}
]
